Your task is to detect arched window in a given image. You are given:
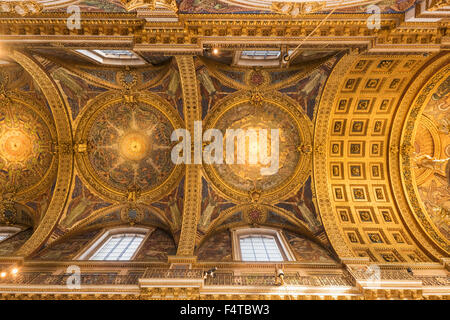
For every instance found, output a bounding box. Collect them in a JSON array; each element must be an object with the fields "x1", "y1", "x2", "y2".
[
  {"x1": 77, "y1": 228, "x2": 148, "y2": 261},
  {"x1": 234, "y1": 50, "x2": 282, "y2": 67},
  {"x1": 0, "y1": 227, "x2": 21, "y2": 243},
  {"x1": 74, "y1": 49, "x2": 146, "y2": 66},
  {"x1": 231, "y1": 228, "x2": 294, "y2": 262}
]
